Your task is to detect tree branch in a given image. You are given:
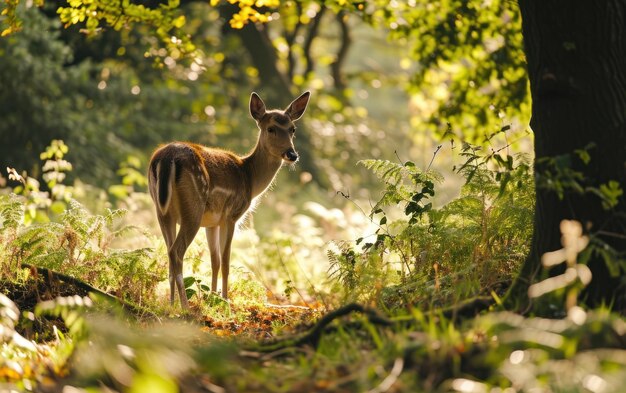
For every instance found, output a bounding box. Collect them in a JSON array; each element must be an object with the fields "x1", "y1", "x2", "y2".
[
  {"x1": 285, "y1": 2, "x2": 304, "y2": 82},
  {"x1": 249, "y1": 297, "x2": 495, "y2": 354},
  {"x1": 303, "y1": 6, "x2": 326, "y2": 78},
  {"x1": 331, "y1": 11, "x2": 351, "y2": 91},
  {"x1": 251, "y1": 303, "x2": 392, "y2": 352}
]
